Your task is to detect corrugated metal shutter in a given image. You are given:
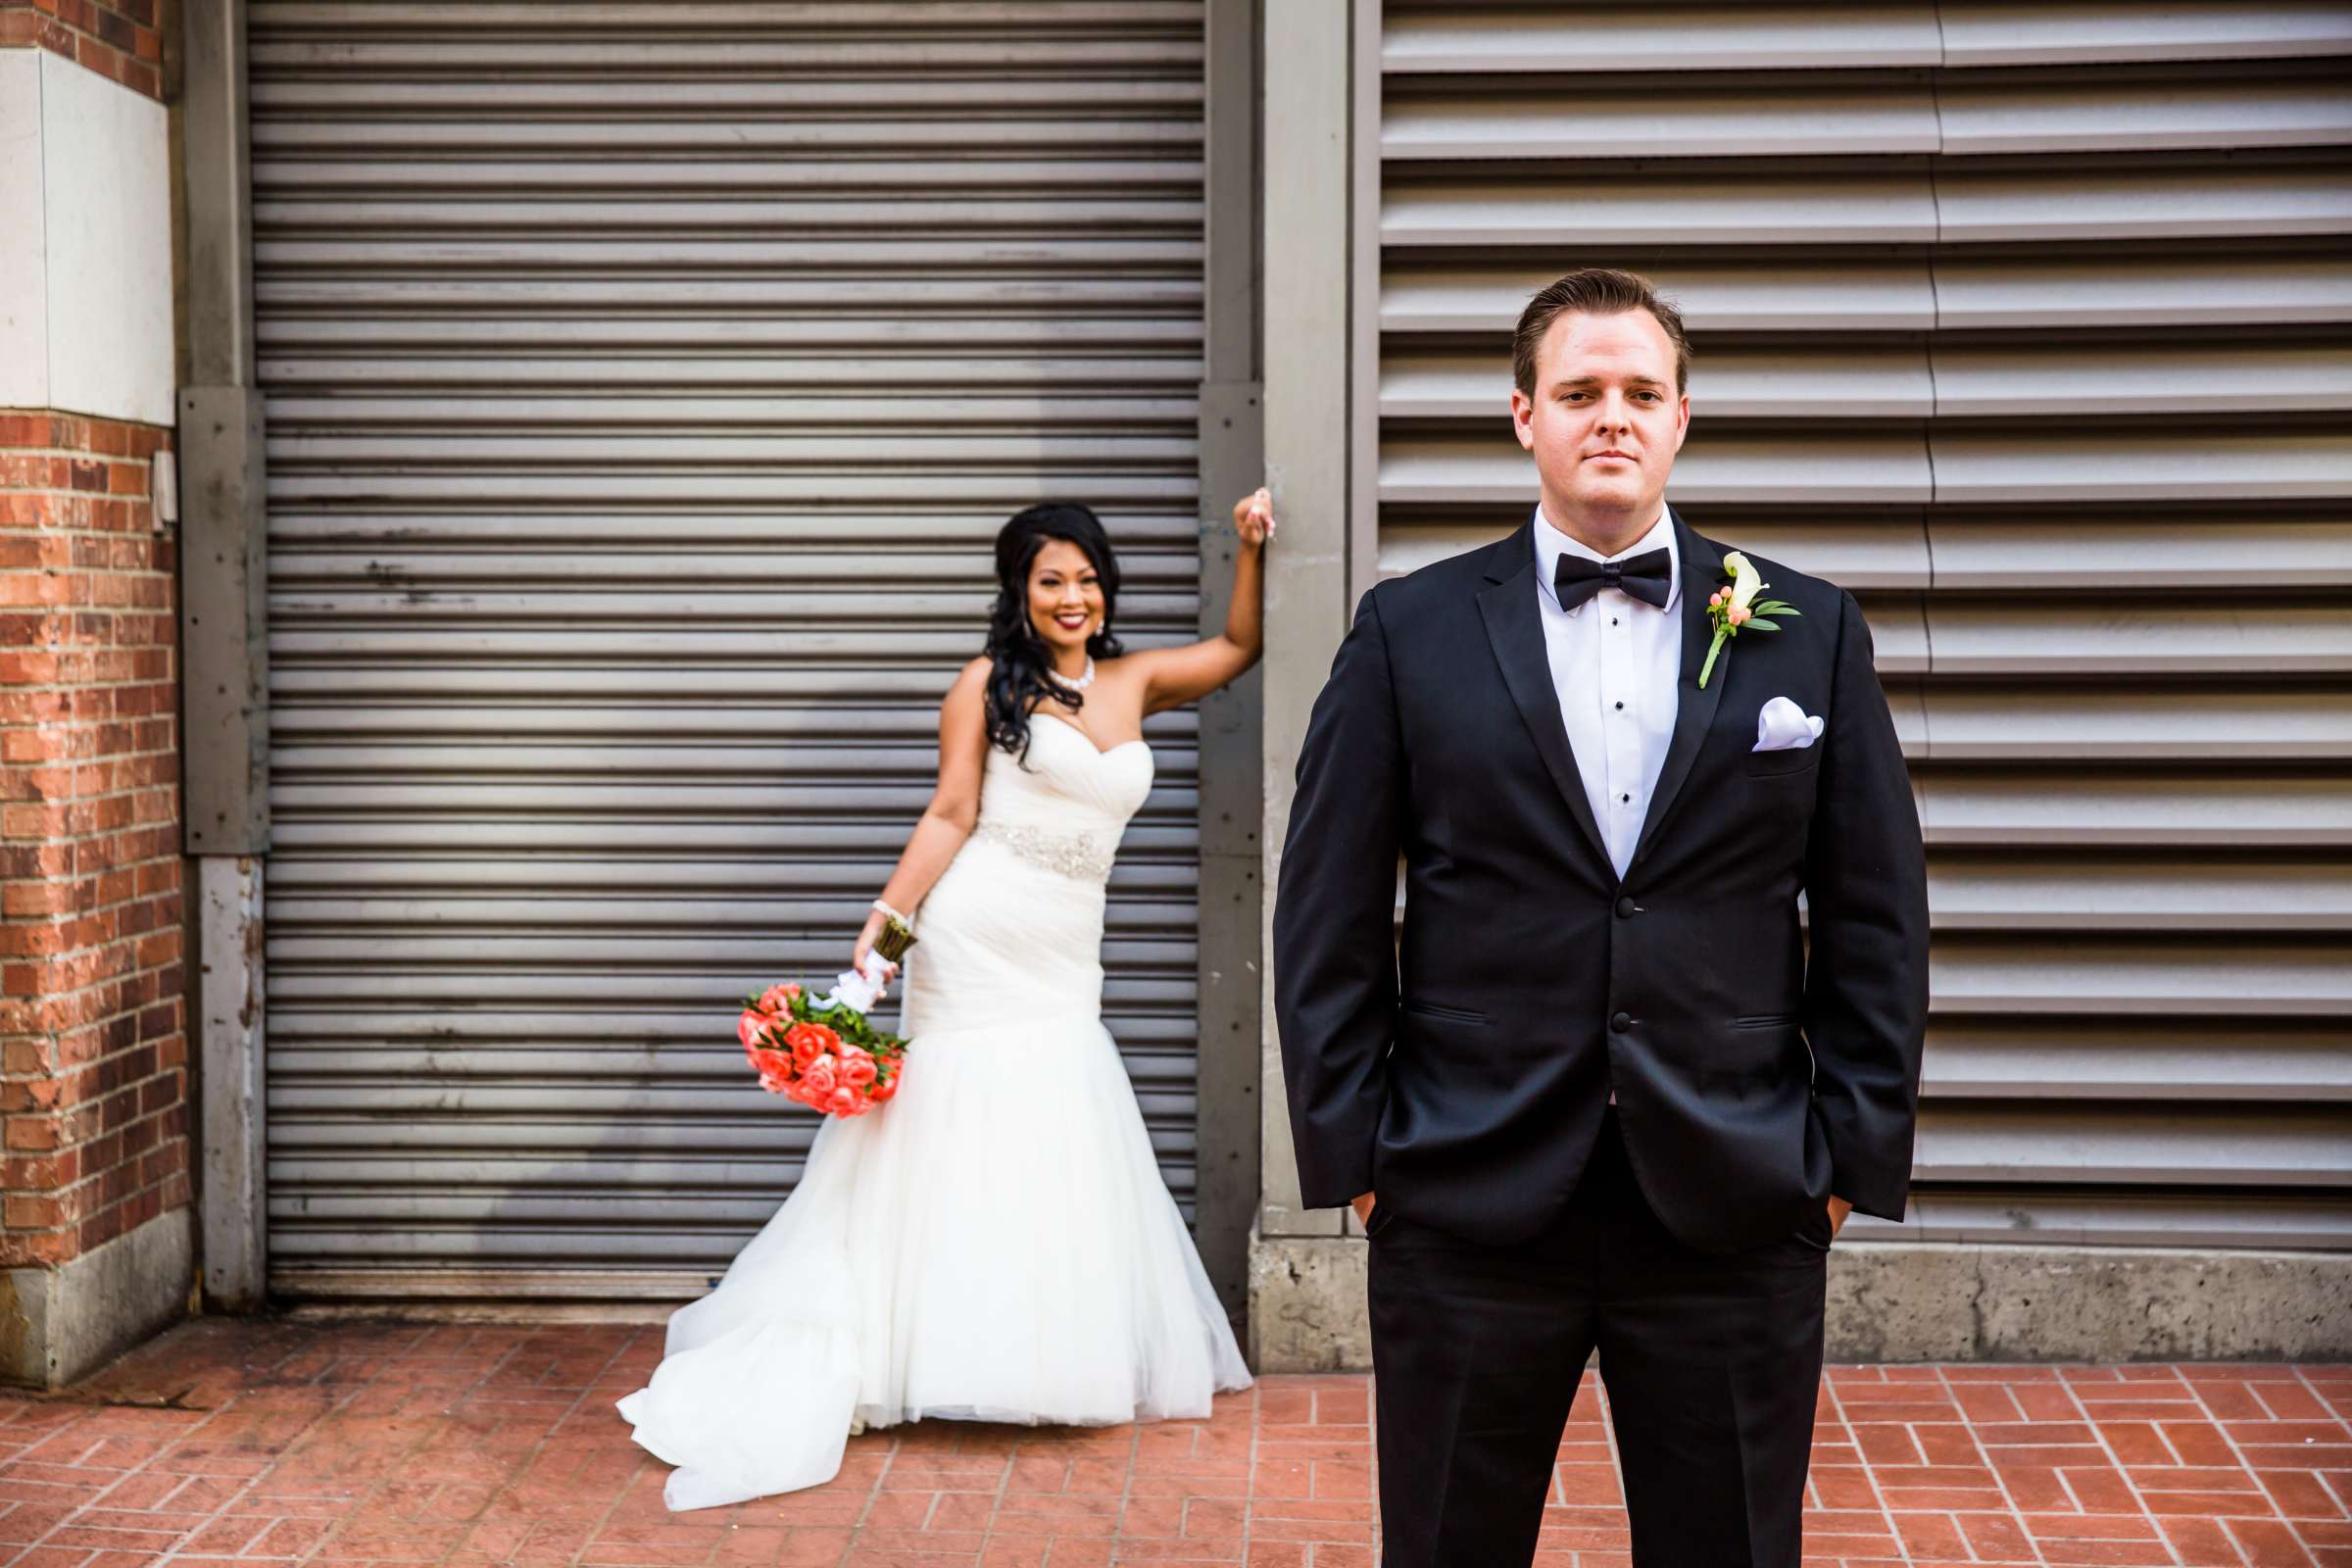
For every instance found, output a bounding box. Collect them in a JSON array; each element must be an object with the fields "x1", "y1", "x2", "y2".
[
  {"x1": 249, "y1": 0, "x2": 1208, "y2": 1298},
  {"x1": 1376, "y1": 1, "x2": 2352, "y2": 1250}
]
